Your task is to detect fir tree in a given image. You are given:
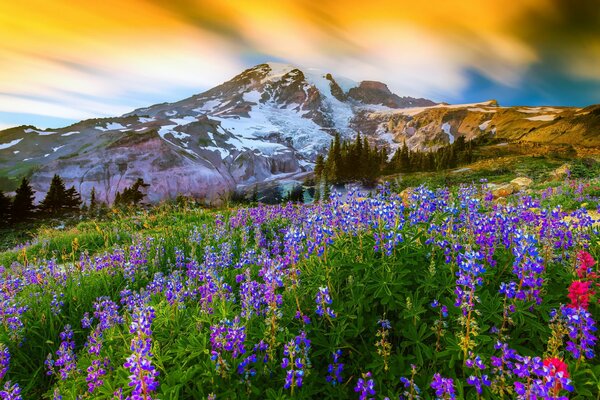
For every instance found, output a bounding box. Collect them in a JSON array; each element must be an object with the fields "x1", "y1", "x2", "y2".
[
  {"x1": 11, "y1": 178, "x2": 36, "y2": 222},
  {"x1": 64, "y1": 186, "x2": 82, "y2": 211},
  {"x1": 0, "y1": 191, "x2": 11, "y2": 226},
  {"x1": 40, "y1": 174, "x2": 67, "y2": 214},
  {"x1": 314, "y1": 154, "x2": 325, "y2": 181},
  {"x1": 114, "y1": 191, "x2": 121, "y2": 206},
  {"x1": 89, "y1": 187, "x2": 98, "y2": 211}
]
